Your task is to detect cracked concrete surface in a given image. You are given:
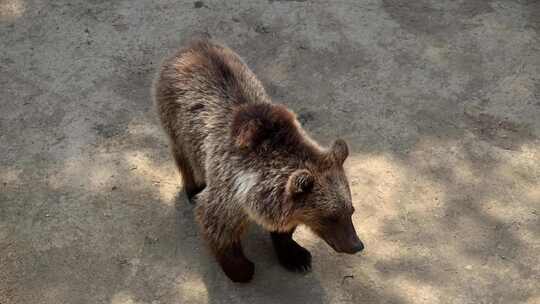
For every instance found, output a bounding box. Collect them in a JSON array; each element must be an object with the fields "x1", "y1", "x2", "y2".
[{"x1": 1, "y1": 0, "x2": 539, "y2": 303}]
